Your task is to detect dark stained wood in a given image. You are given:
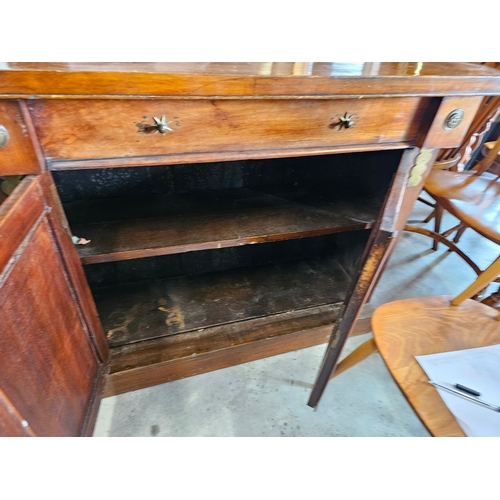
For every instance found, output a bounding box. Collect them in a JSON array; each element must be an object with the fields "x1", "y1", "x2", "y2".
[
  {"x1": 2, "y1": 62, "x2": 500, "y2": 424},
  {"x1": 40, "y1": 173, "x2": 109, "y2": 362},
  {"x1": 2, "y1": 63, "x2": 500, "y2": 98},
  {"x1": 0, "y1": 176, "x2": 108, "y2": 436},
  {"x1": 29, "y1": 98, "x2": 427, "y2": 168},
  {"x1": 308, "y1": 147, "x2": 421, "y2": 407},
  {"x1": 66, "y1": 188, "x2": 379, "y2": 264},
  {"x1": 104, "y1": 301, "x2": 380, "y2": 397},
  {"x1": 19, "y1": 100, "x2": 46, "y2": 172},
  {"x1": 0, "y1": 100, "x2": 41, "y2": 175},
  {"x1": 418, "y1": 96, "x2": 483, "y2": 149},
  {"x1": 45, "y1": 143, "x2": 412, "y2": 170},
  {"x1": 110, "y1": 305, "x2": 340, "y2": 372},
  {"x1": 105, "y1": 320, "x2": 334, "y2": 397},
  {"x1": 0, "y1": 213, "x2": 100, "y2": 436},
  {"x1": 93, "y1": 254, "x2": 352, "y2": 347},
  {"x1": 0, "y1": 388, "x2": 35, "y2": 437},
  {"x1": 0, "y1": 176, "x2": 44, "y2": 271}
]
